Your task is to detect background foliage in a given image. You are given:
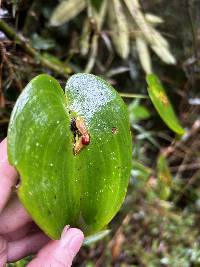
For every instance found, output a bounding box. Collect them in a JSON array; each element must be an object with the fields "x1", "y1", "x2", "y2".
[{"x1": 0, "y1": 0, "x2": 200, "y2": 266}]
